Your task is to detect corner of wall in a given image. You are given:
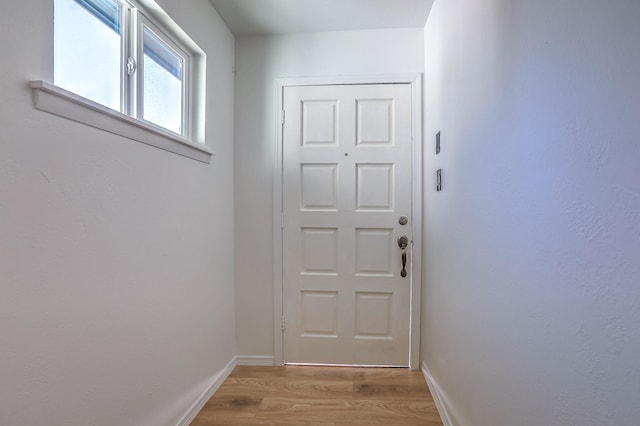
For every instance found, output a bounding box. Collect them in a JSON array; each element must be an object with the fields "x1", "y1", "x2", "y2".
[{"x1": 176, "y1": 356, "x2": 238, "y2": 426}]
